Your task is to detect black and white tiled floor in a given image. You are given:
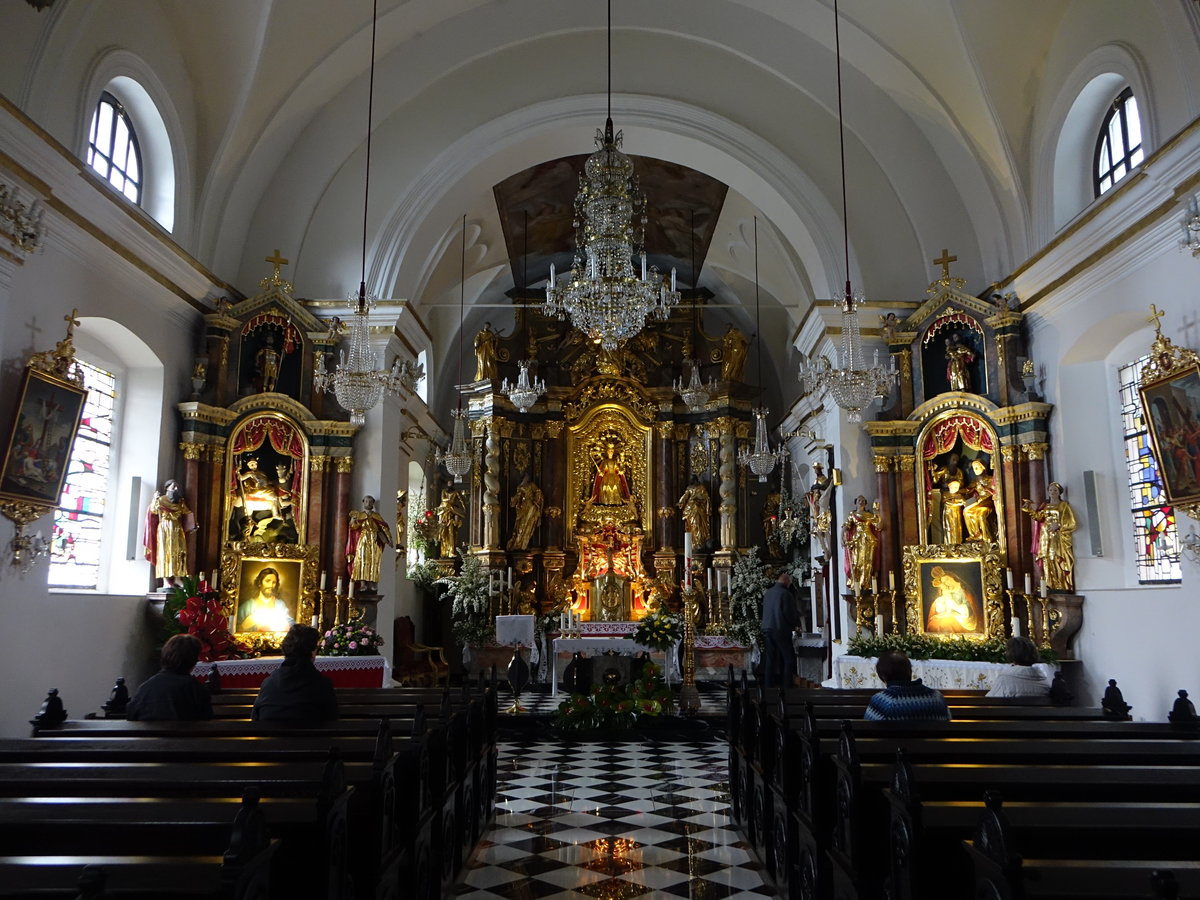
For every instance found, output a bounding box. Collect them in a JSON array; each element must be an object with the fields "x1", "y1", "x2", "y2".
[{"x1": 453, "y1": 739, "x2": 773, "y2": 898}]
